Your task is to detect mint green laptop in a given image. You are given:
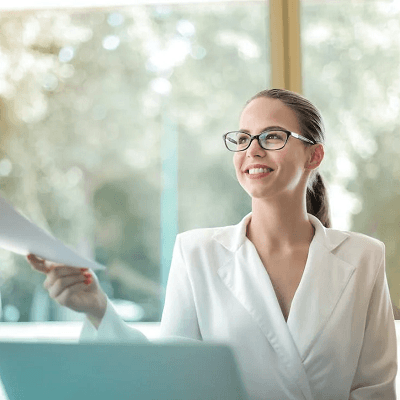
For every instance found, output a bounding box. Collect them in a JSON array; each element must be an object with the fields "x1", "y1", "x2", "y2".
[{"x1": 0, "y1": 341, "x2": 247, "y2": 400}]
